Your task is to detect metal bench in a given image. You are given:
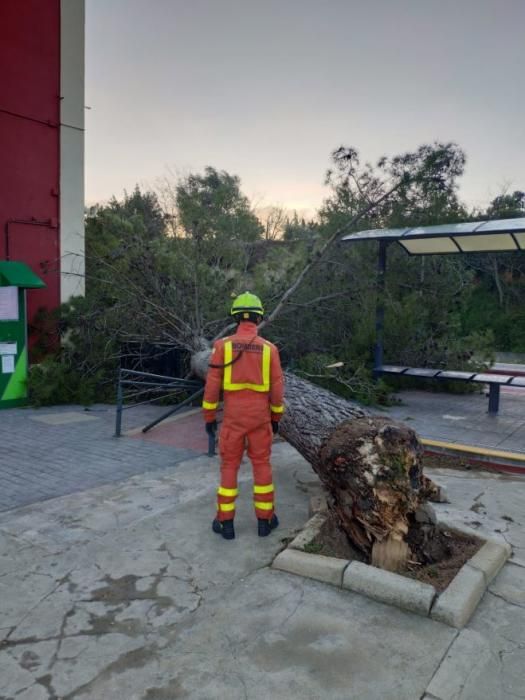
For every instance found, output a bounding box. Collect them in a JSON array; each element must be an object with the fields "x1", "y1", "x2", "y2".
[{"x1": 377, "y1": 365, "x2": 525, "y2": 415}]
